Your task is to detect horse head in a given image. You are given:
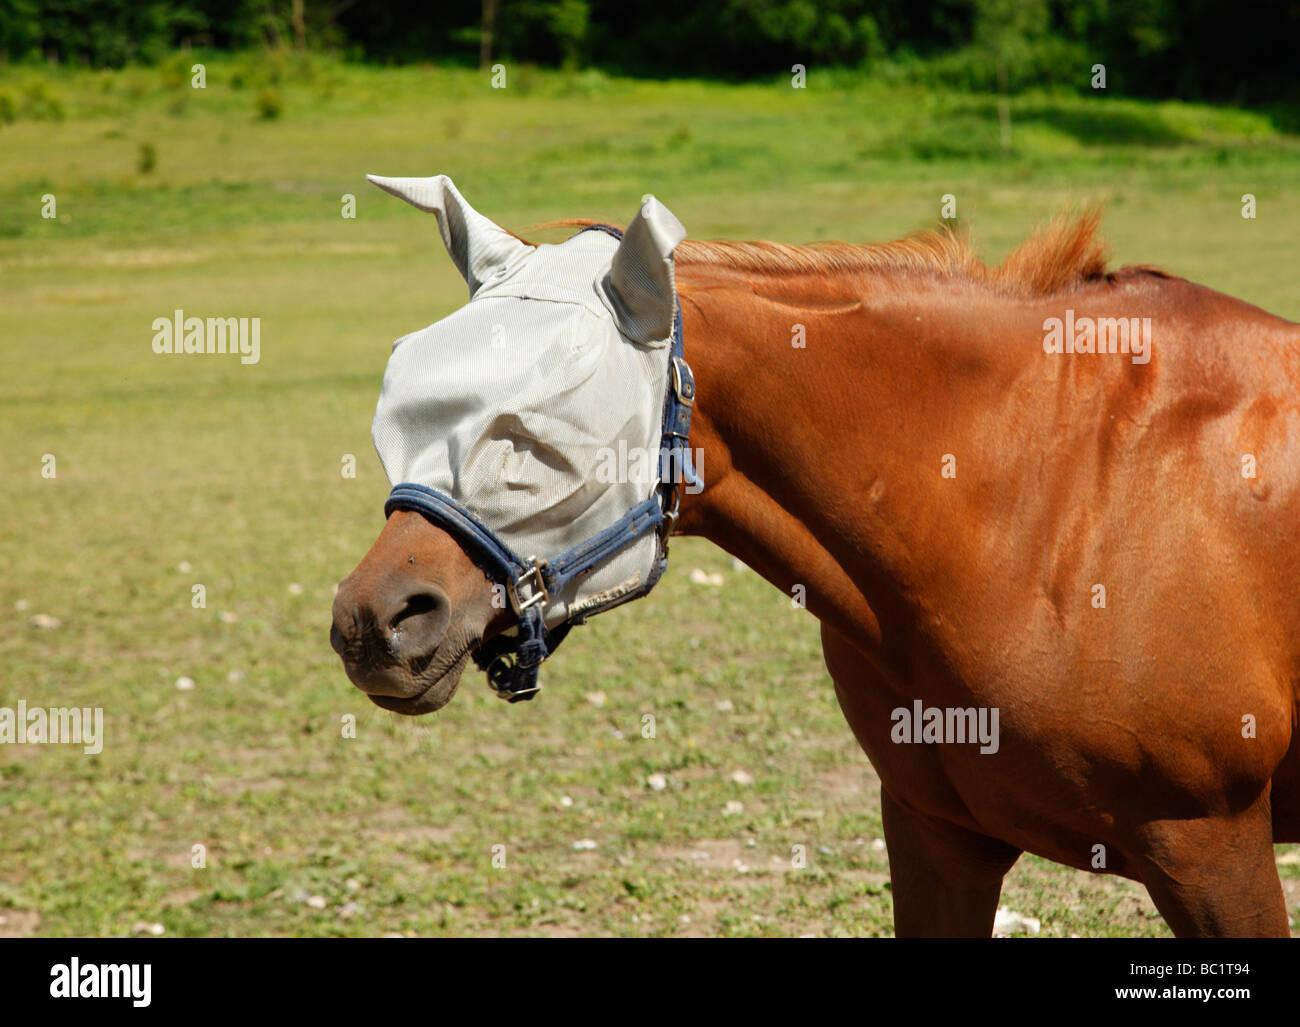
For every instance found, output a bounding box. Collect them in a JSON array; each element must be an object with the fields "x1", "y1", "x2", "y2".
[{"x1": 331, "y1": 174, "x2": 690, "y2": 714}]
